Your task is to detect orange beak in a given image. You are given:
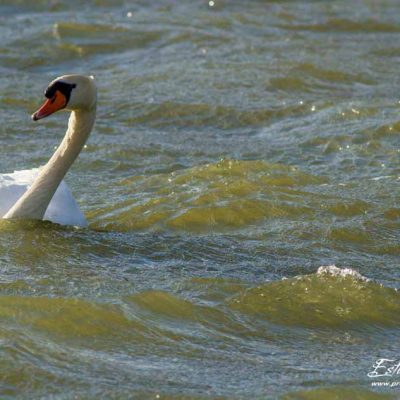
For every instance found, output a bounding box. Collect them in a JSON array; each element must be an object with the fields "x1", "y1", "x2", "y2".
[{"x1": 32, "y1": 90, "x2": 67, "y2": 121}]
